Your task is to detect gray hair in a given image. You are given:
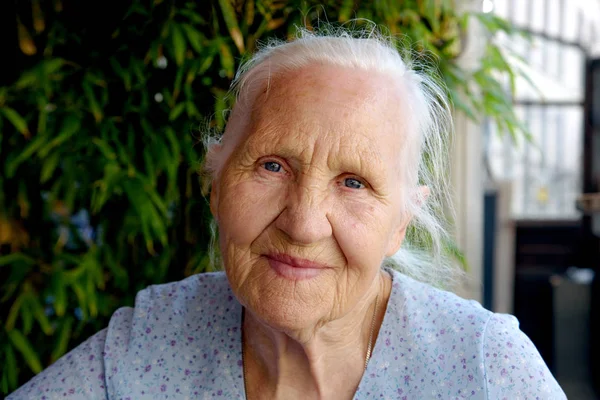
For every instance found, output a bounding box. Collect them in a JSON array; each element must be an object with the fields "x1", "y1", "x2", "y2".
[{"x1": 203, "y1": 25, "x2": 461, "y2": 287}]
